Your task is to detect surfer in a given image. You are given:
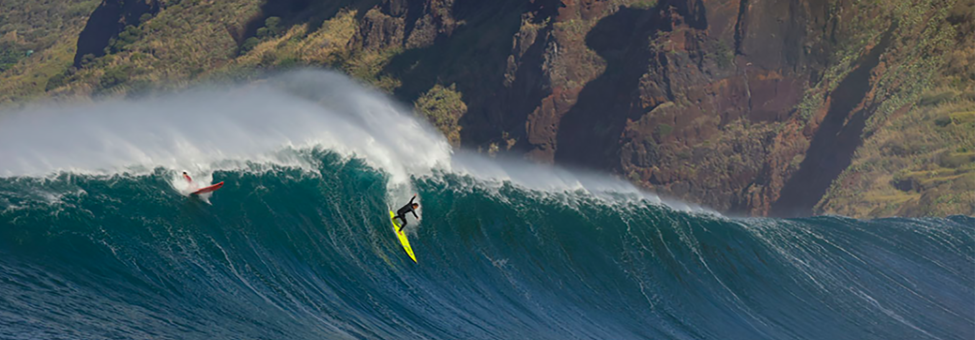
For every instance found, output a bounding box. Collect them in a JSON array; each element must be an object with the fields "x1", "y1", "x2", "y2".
[
  {"x1": 393, "y1": 194, "x2": 419, "y2": 231},
  {"x1": 182, "y1": 171, "x2": 193, "y2": 183}
]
